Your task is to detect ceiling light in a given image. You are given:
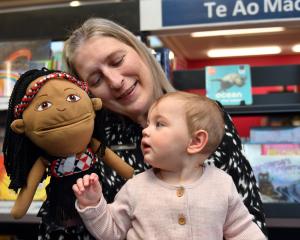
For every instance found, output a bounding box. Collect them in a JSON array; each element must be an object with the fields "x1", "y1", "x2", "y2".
[
  {"x1": 191, "y1": 27, "x2": 285, "y2": 37},
  {"x1": 69, "y1": 1, "x2": 81, "y2": 7},
  {"x1": 292, "y1": 44, "x2": 300, "y2": 53},
  {"x1": 207, "y1": 46, "x2": 281, "y2": 58}
]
